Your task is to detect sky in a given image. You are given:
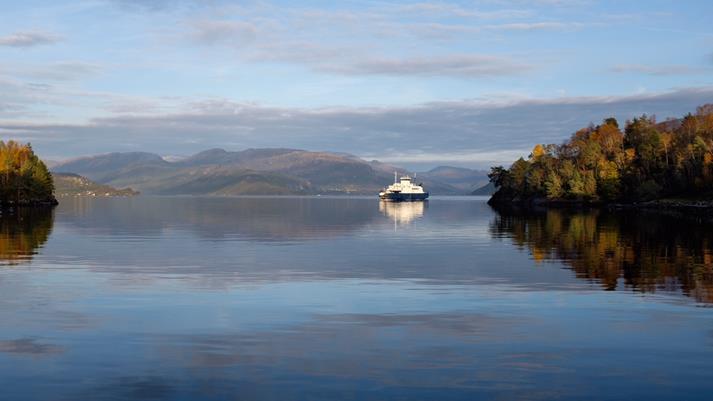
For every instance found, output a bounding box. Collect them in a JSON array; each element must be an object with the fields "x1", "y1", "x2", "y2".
[{"x1": 0, "y1": 0, "x2": 712, "y2": 169}]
